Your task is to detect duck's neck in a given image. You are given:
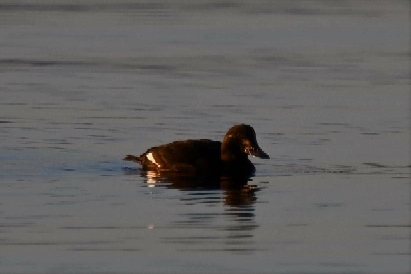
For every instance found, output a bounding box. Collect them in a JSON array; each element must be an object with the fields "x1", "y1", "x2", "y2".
[
  {"x1": 221, "y1": 140, "x2": 254, "y2": 175},
  {"x1": 221, "y1": 139, "x2": 247, "y2": 162}
]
